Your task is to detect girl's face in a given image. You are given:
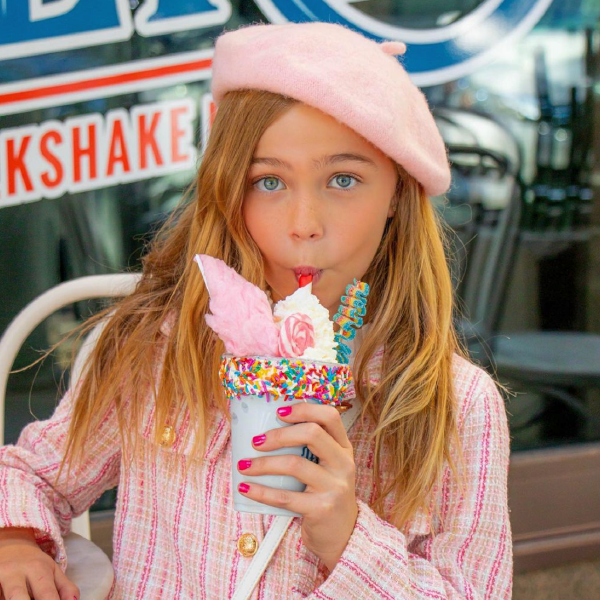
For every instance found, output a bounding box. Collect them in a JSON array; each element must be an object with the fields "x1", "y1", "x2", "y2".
[{"x1": 243, "y1": 103, "x2": 398, "y2": 317}]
